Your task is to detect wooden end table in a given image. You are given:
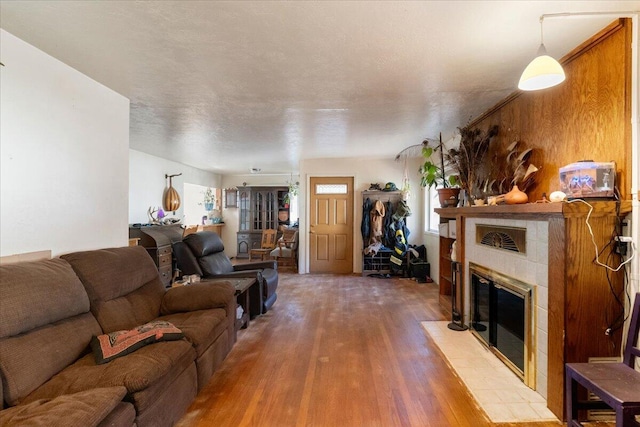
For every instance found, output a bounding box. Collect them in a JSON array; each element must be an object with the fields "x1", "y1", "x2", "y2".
[
  {"x1": 229, "y1": 278, "x2": 256, "y2": 330},
  {"x1": 198, "y1": 277, "x2": 258, "y2": 330}
]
